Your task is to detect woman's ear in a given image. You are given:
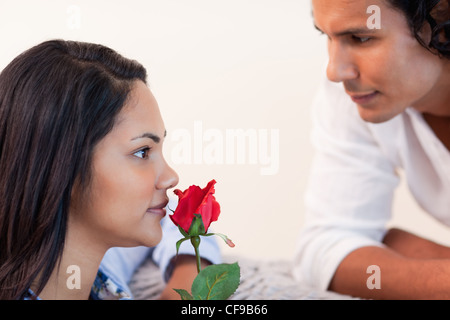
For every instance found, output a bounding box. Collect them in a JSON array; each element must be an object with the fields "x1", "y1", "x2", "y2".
[{"x1": 69, "y1": 176, "x2": 90, "y2": 214}]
